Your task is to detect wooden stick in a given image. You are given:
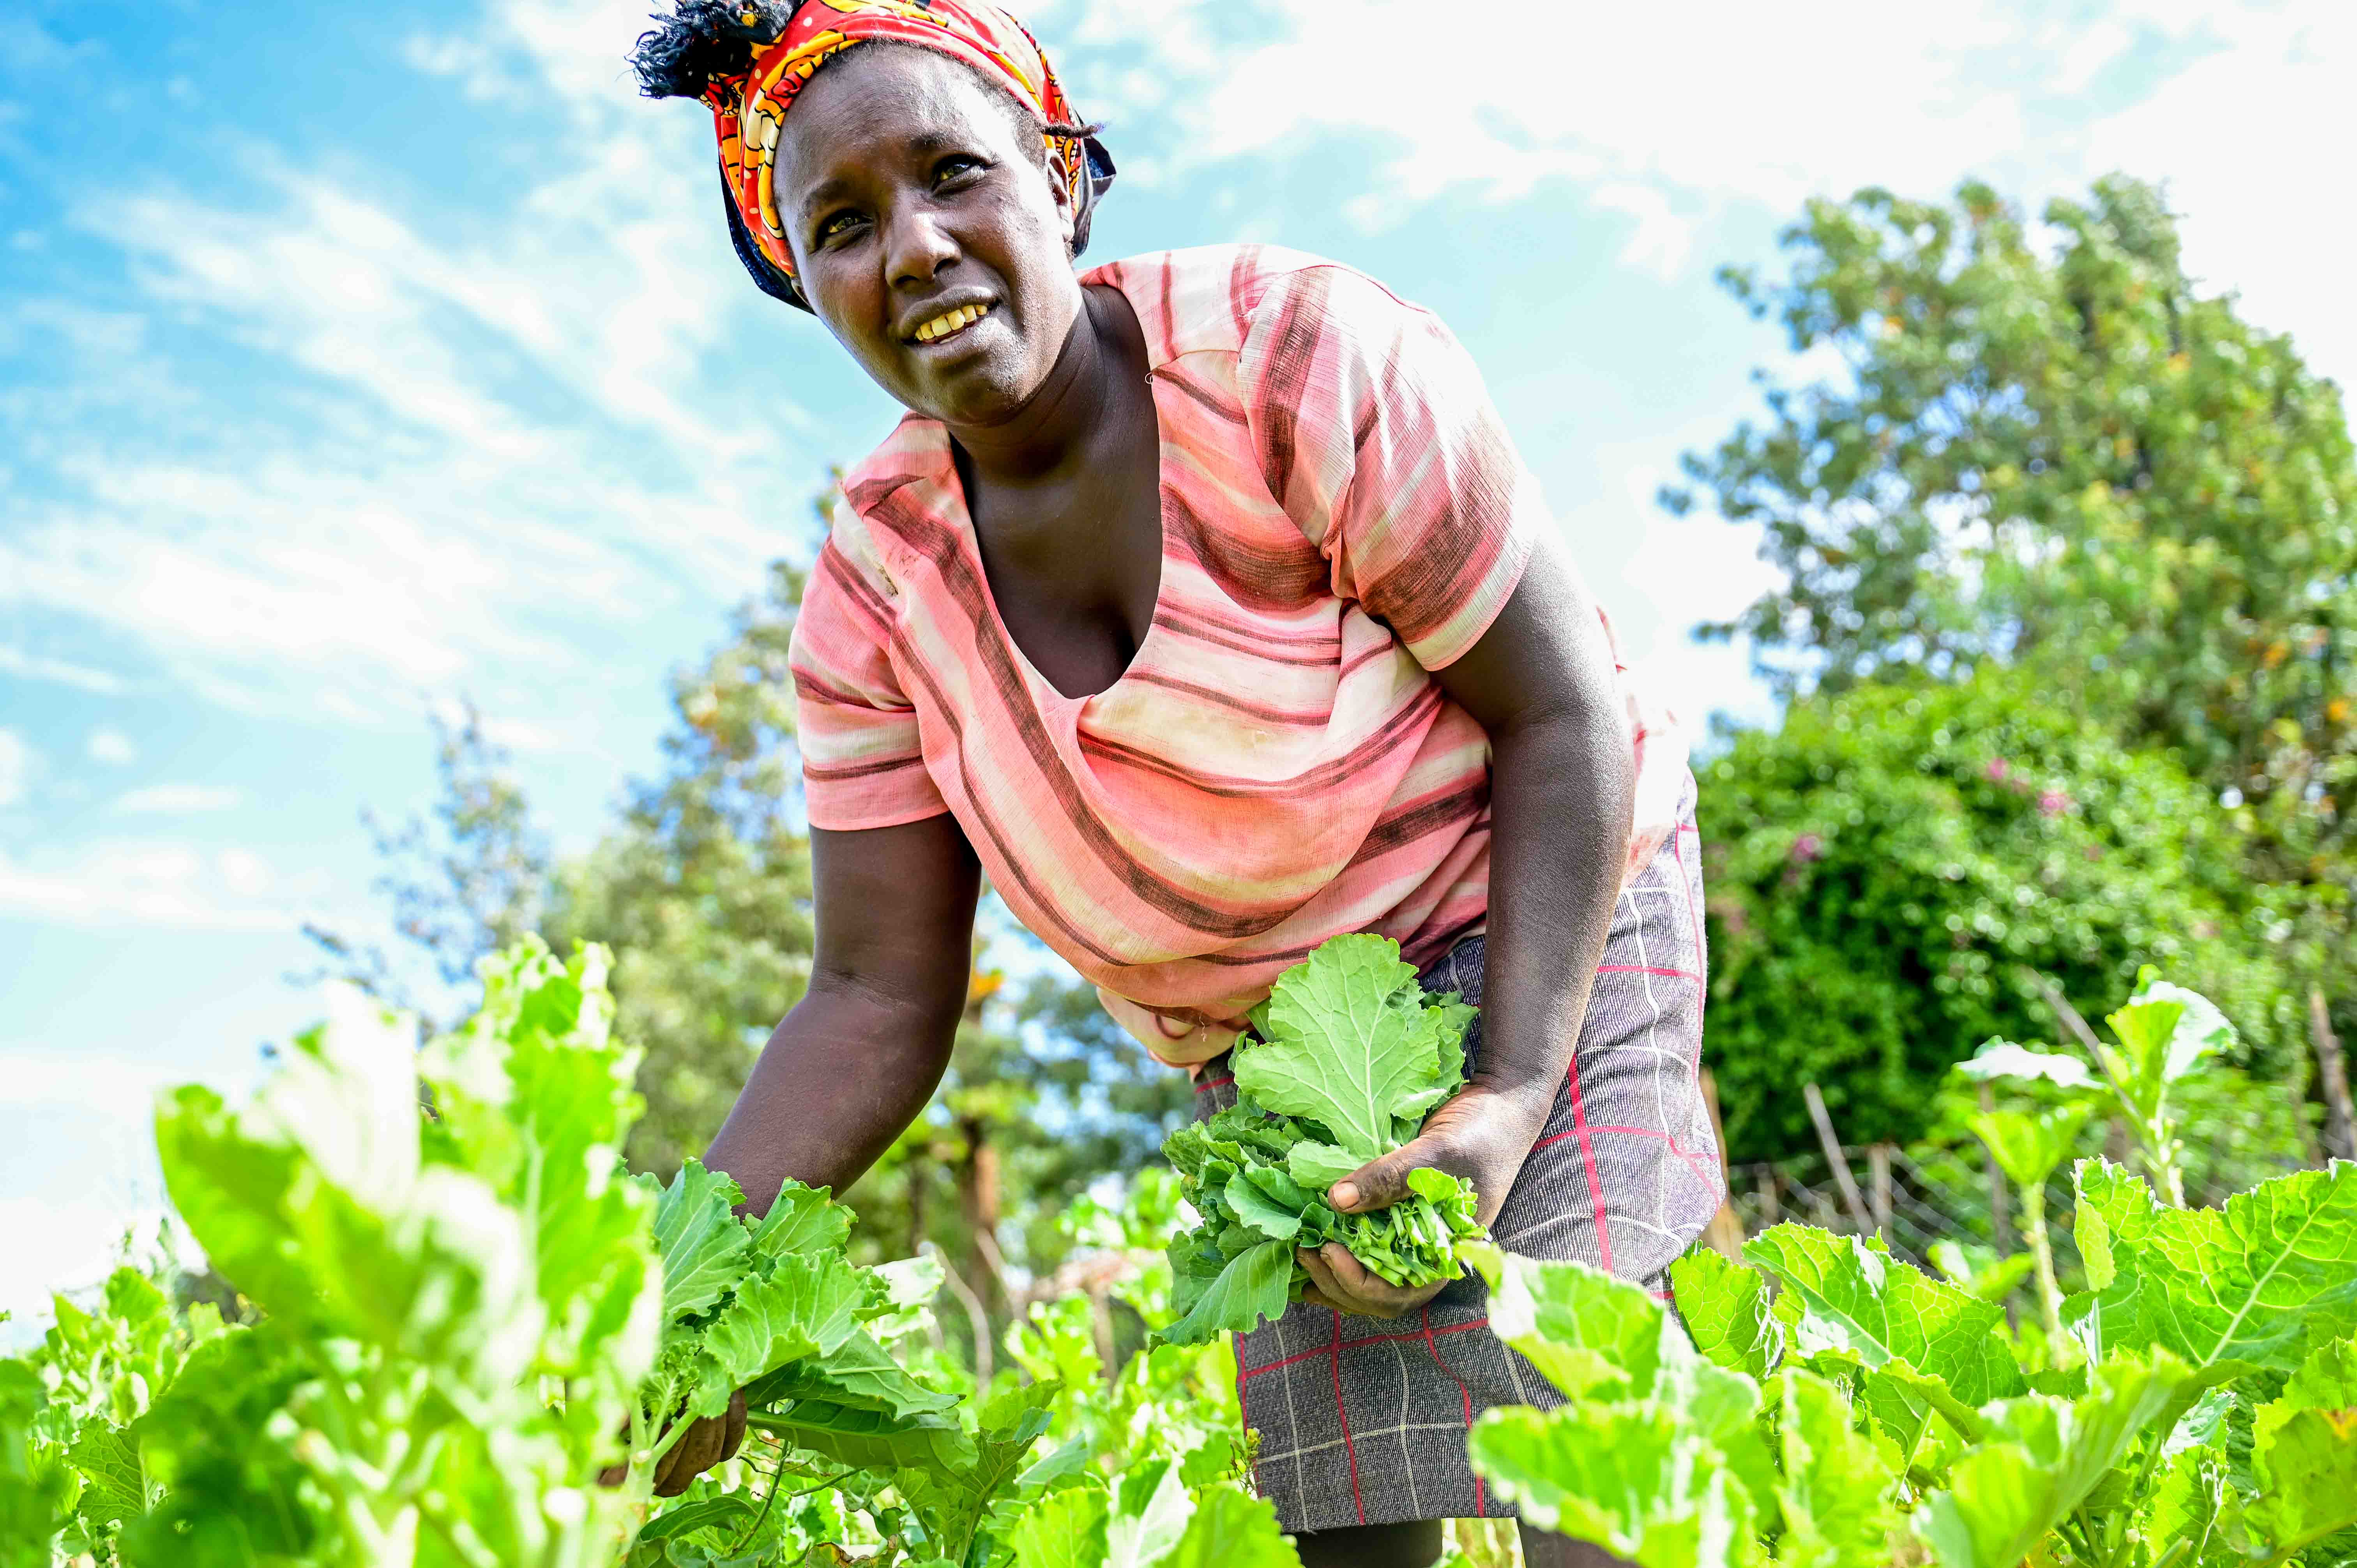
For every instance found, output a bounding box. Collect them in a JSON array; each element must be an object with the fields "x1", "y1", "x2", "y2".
[
  {"x1": 2029, "y1": 971, "x2": 2136, "y2": 1108},
  {"x1": 1756, "y1": 1168, "x2": 1782, "y2": 1227},
  {"x1": 930, "y1": 1243, "x2": 994, "y2": 1387},
  {"x1": 2314, "y1": 987, "x2": 2356, "y2": 1163},
  {"x1": 1803, "y1": 1082, "x2": 1876, "y2": 1237},
  {"x1": 1698, "y1": 1068, "x2": 1747, "y2": 1257},
  {"x1": 1868, "y1": 1144, "x2": 1894, "y2": 1244}
]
